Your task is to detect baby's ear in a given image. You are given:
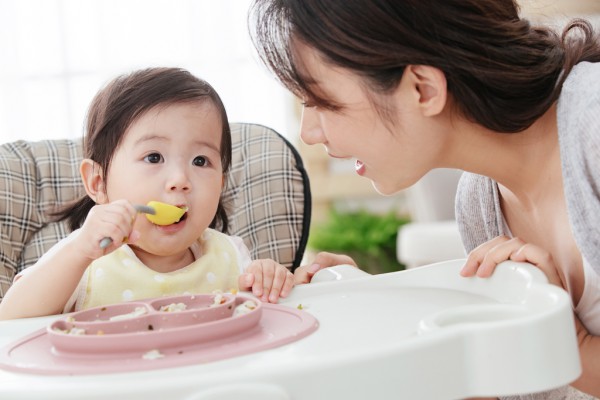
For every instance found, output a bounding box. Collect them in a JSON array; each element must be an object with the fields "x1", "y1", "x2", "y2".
[{"x1": 80, "y1": 159, "x2": 108, "y2": 204}]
